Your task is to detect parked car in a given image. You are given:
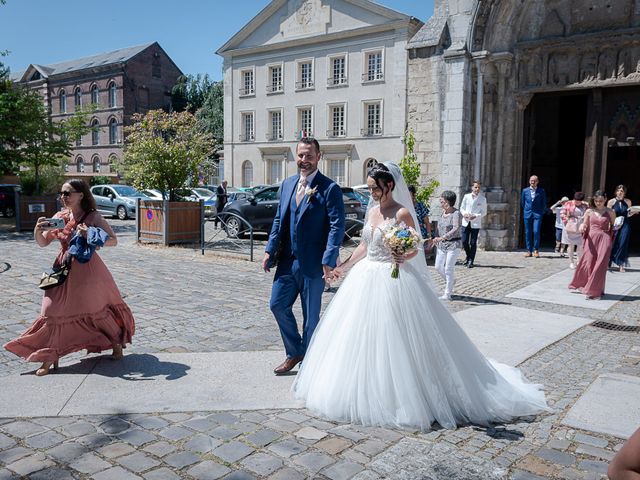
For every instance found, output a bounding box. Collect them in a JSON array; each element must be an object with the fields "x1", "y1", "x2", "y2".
[
  {"x1": 140, "y1": 189, "x2": 164, "y2": 200},
  {"x1": 342, "y1": 186, "x2": 370, "y2": 207},
  {"x1": 0, "y1": 184, "x2": 20, "y2": 217},
  {"x1": 219, "y1": 185, "x2": 365, "y2": 238},
  {"x1": 90, "y1": 185, "x2": 148, "y2": 220},
  {"x1": 176, "y1": 188, "x2": 217, "y2": 218},
  {"x1": 351, "y1": 184, "x2": 371, "y2": 206}
]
